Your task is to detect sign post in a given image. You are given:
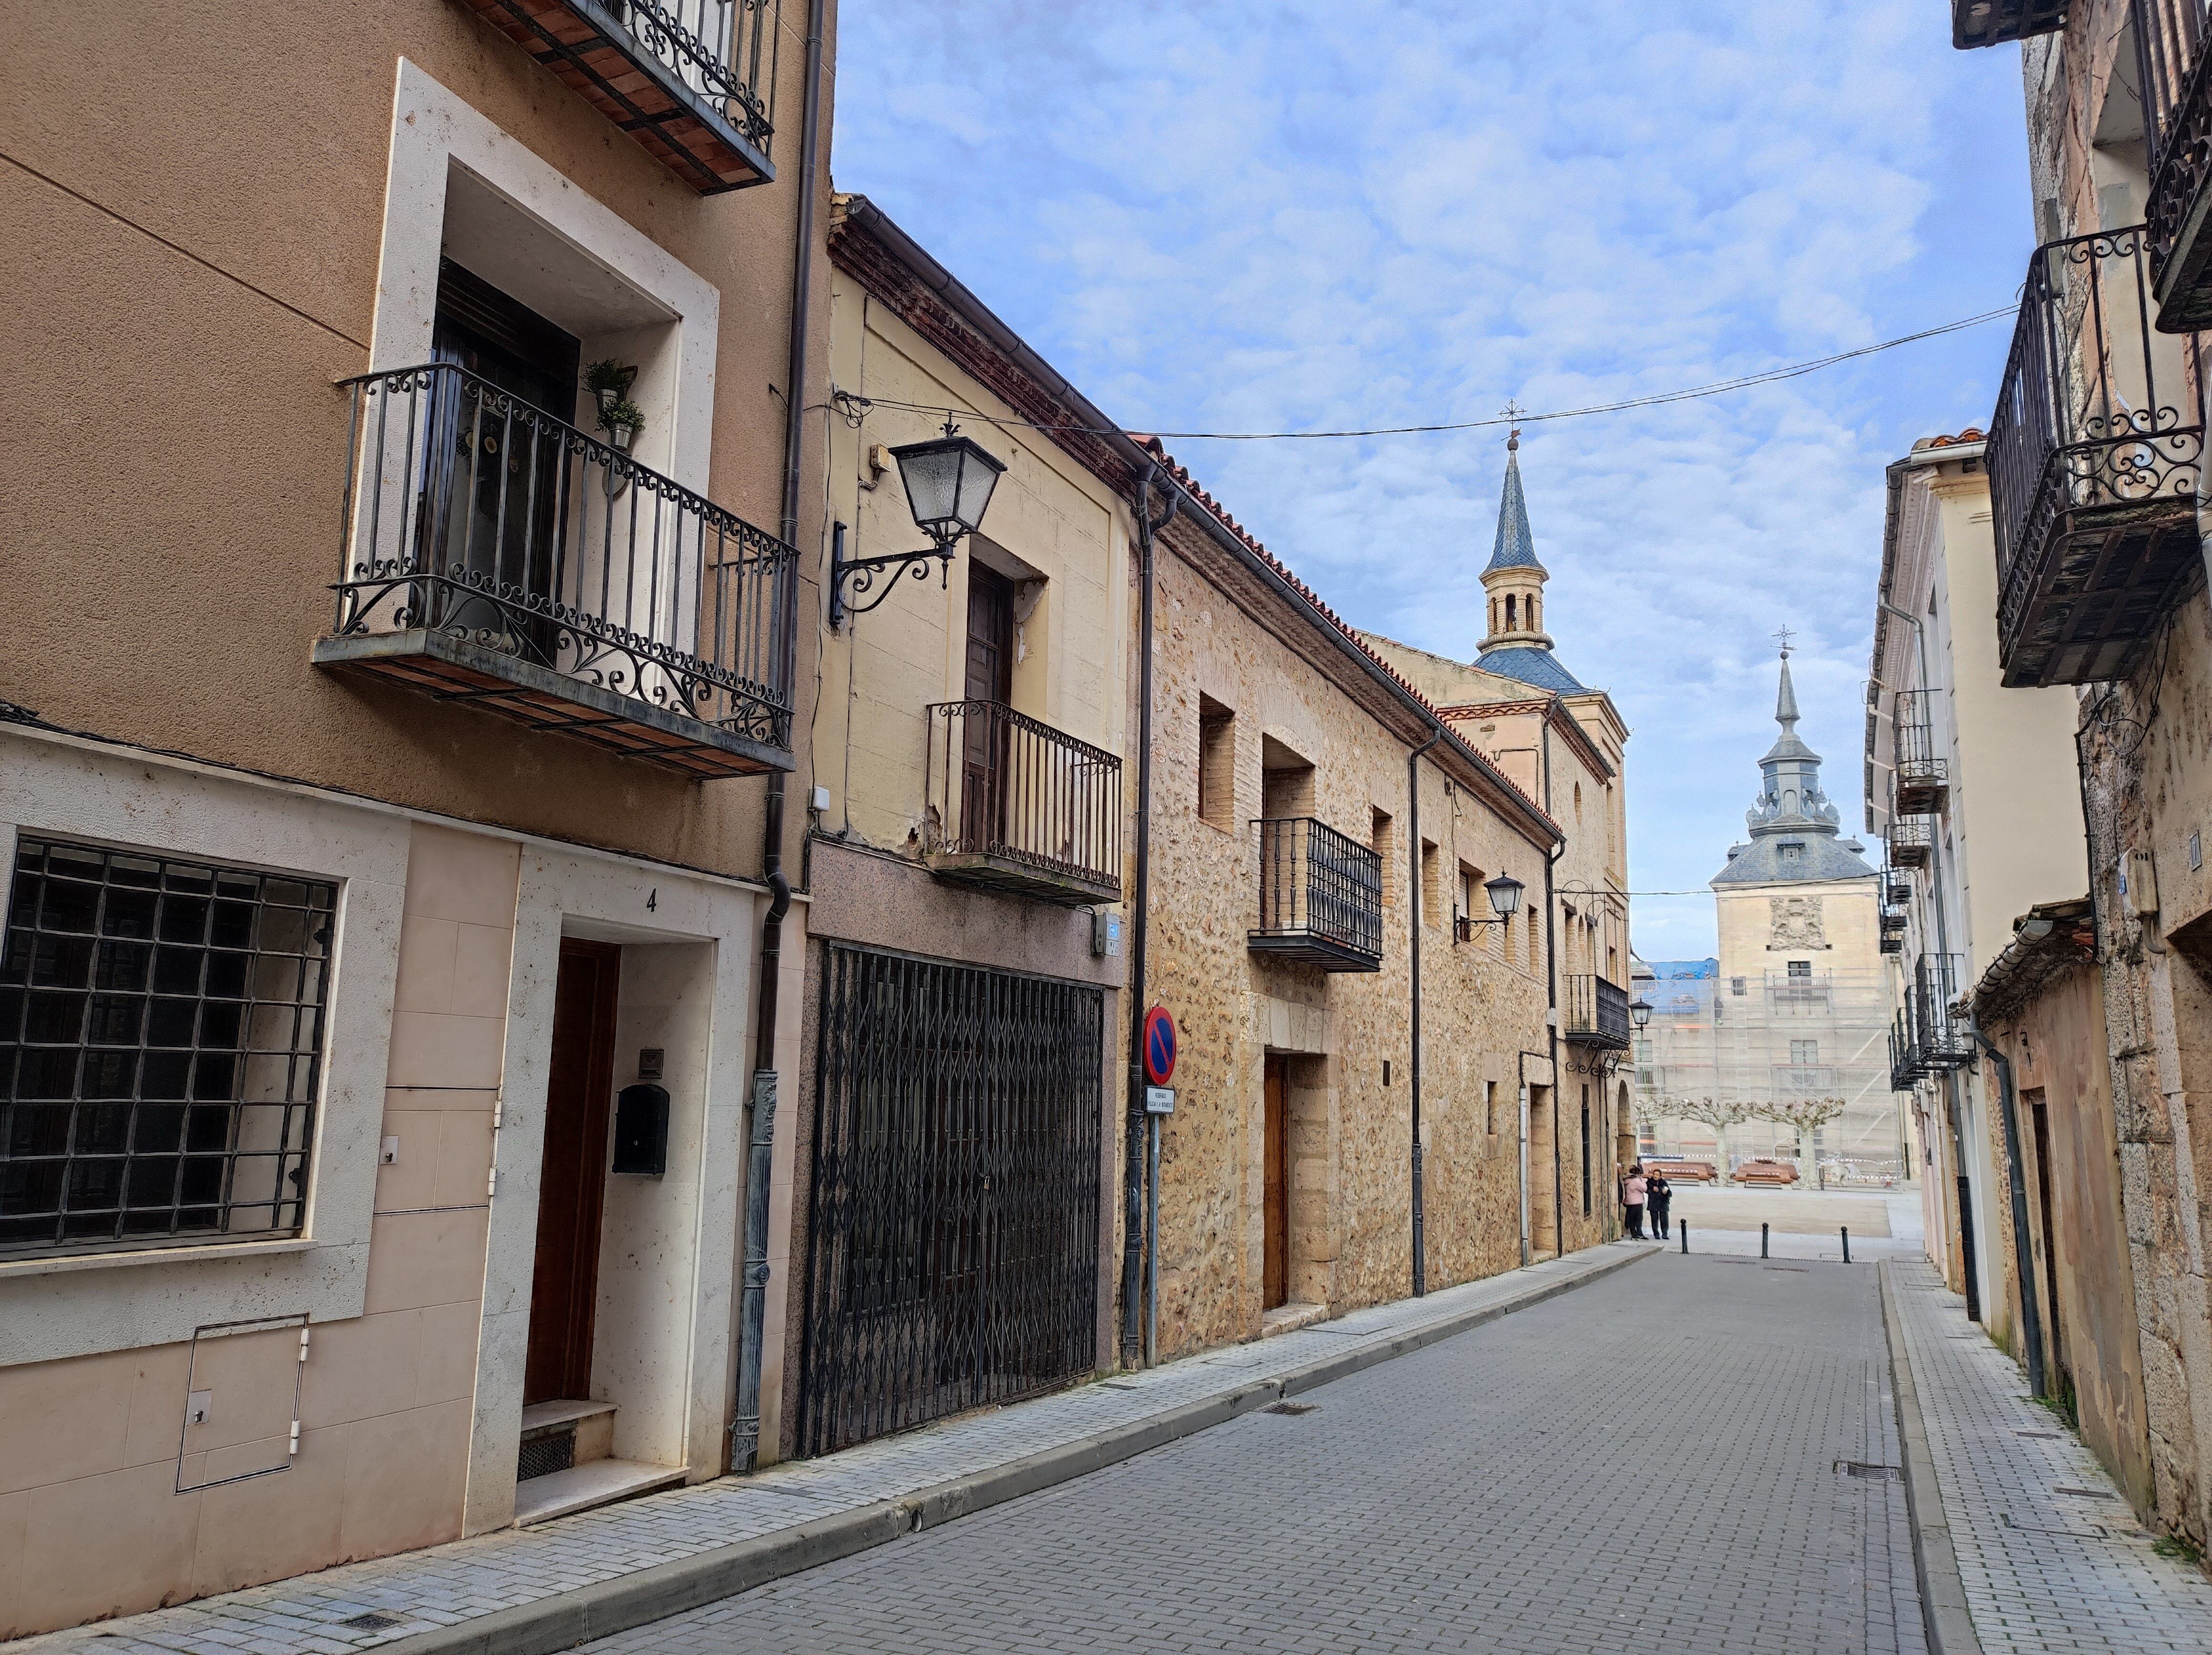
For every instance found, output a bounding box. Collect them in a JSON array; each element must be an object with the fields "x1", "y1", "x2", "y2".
[{"x1": 1141, "y1": 1006, "x2": 1176, "y2": 1366}]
